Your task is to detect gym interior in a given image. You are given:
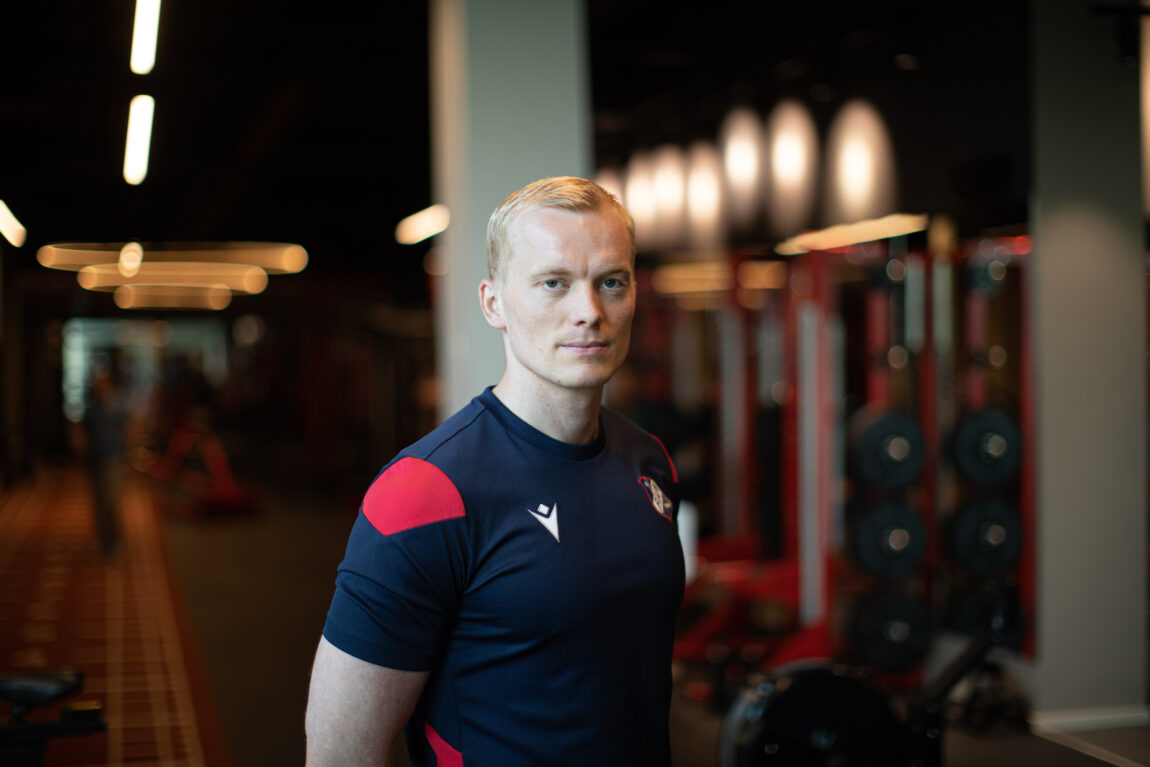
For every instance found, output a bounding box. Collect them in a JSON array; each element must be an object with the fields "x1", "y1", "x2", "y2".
[{"x1": 1, "y1": 1, "x2": 1148, "y2": 765}]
